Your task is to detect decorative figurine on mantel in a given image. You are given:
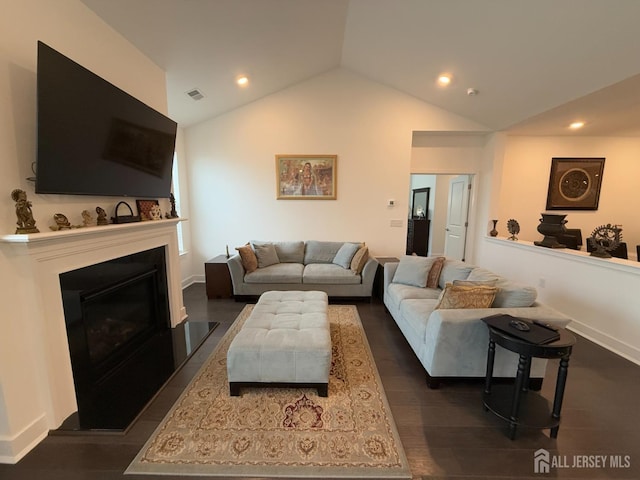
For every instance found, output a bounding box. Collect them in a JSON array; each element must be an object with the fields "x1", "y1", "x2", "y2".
[
  {"x1": 149, "y1": 204, "x2": 163, "y2": 221},
  {"x1": 588, "y1": 224, "x2": 622, "y2": 258},
  {"x1": 50, "y1": 213, "x2": 72, "y2": 231},
  {"x1": 507, "y1": 219, "x2": 520, "y2": 241},
  {"x1": 11, "y1": 188, "x2": 39, "y2": 234},
  {"x1": 81, "y1": 209, "x2": 94, "y2": 227},
  {"x1": 165, "y1": 192, "x2": 179, "y2": 219},
  {"x1": 96, "y1": 206, "x2": 109, "y2": 226}
]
